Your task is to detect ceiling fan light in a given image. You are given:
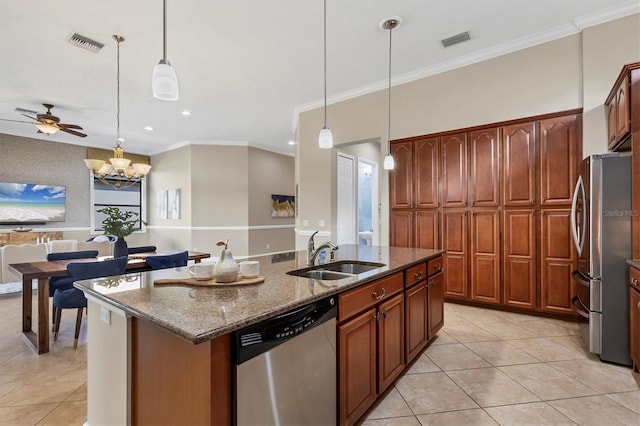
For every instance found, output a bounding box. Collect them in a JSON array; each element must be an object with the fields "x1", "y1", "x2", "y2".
[
  {"x1": 319, "y1": 126, "x2": 333, "y2": 149},
  {"x1": 152, "y1": 61, "x2": 179, "y2": 101},
  {"x1": 36, "y1": 123, "x2": 58, "y2": 134},
  {"x1": 84, "y1": 159, "x2": 105, "y2": 172},
  {"x1": 383, "y1": 154, "x2": 395, "y2": 170}
]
